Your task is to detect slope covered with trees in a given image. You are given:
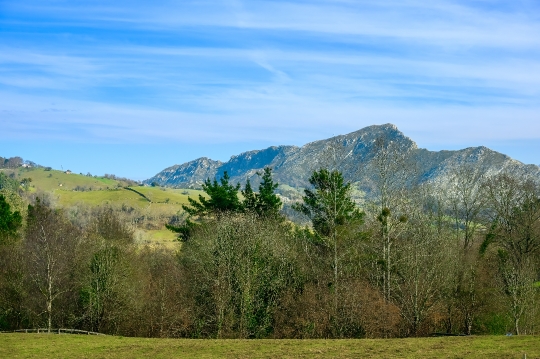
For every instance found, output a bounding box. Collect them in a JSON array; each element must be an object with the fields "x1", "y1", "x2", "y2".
[{"x1": 0, "y1": 140, "x2": 539, "y2": 339}]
